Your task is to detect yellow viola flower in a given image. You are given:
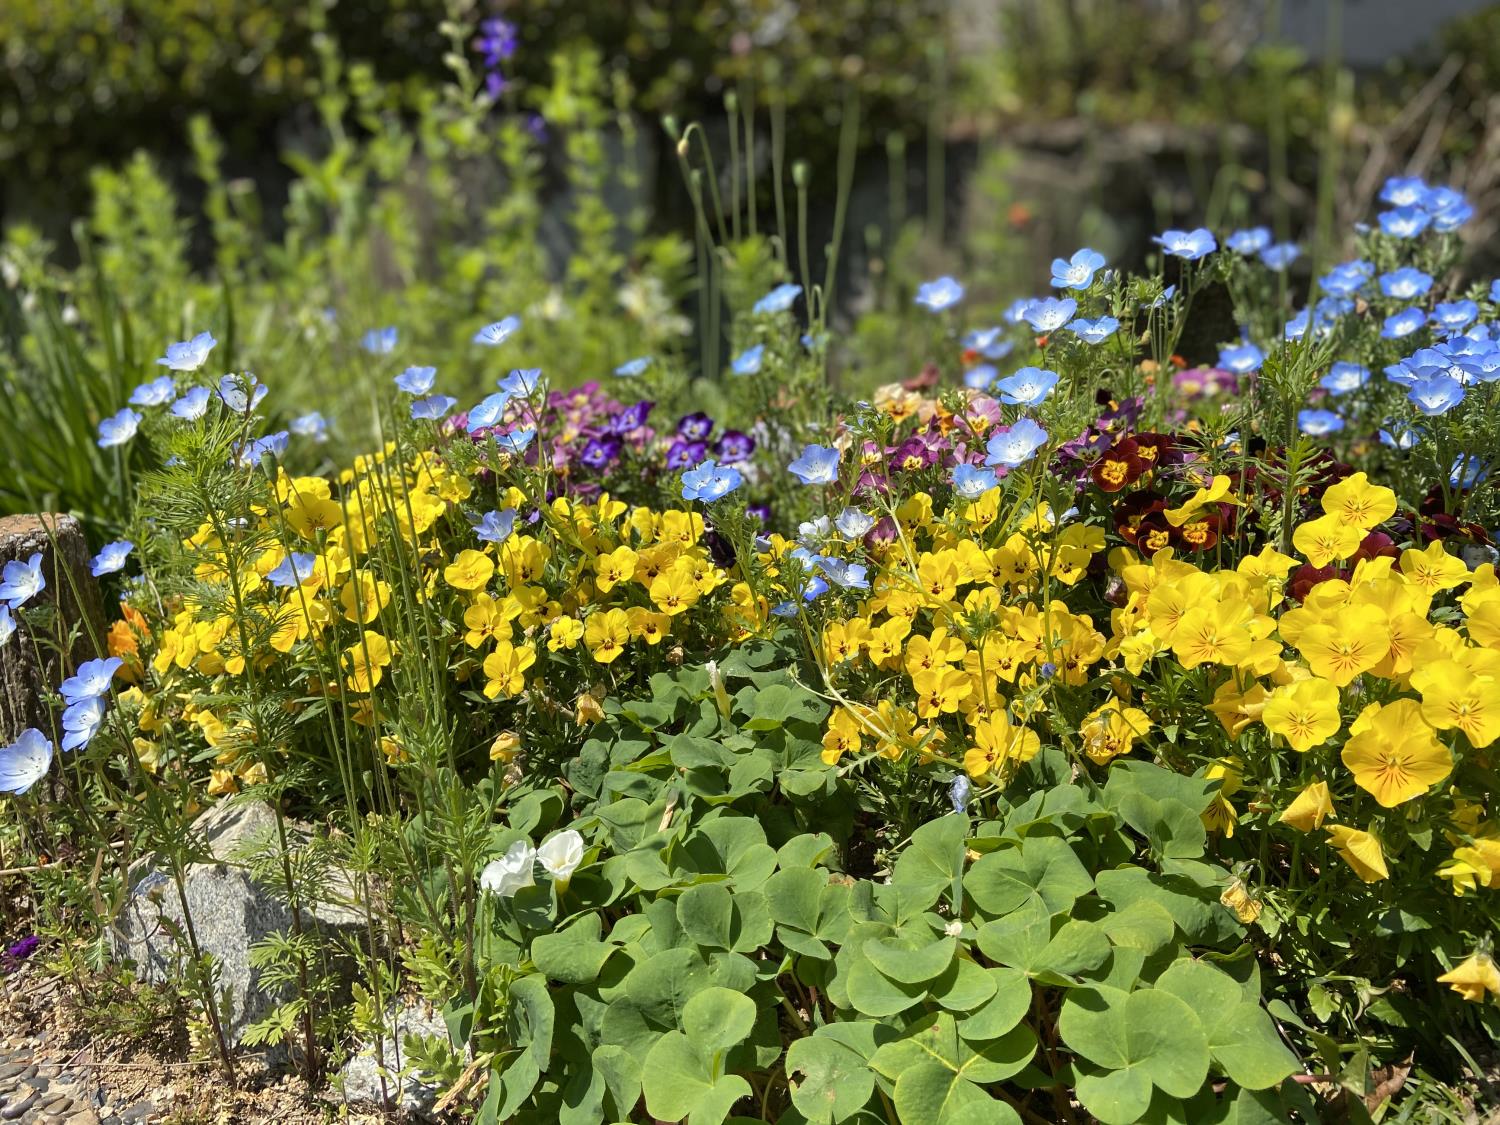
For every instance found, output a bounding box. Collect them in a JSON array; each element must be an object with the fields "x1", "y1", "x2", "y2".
[
  {"x1": 594, "y1": 545, "x2": 639, "y2": 593},
  {"x1": 650, "y1": 560, "x2": 702, "y2": 616},
  {"x1": 344, "y1": 631, "x2": 393, "y2": 693},
  {"x1": 340, "y1": 571, "x2": 392, "y2": 624},
  {"x1": 1325, "y1": 824, "x2": 1389, "y2": 882},
  {"x1": 1400, "y1": 539, "x2": 1471, "y2": 595},
  {"x1": 1294, "y1": 606, "x2": 1388, "y2": 686},
  {"x1": 463, "y1": 593, "x2": 512, "y2": 649},
  {"x1": 657, "y1": 509, "x2": 705, "y2": 547},
  {"x1": 1220, "y1": 876, "x2": 1262, "y2": 924},
  {"x1": 444, "y1": 549, "x2": 495, "y2": 592},
  {"x1": 1437, "y1": 842, "x2": 1500, "y2": 896},
  {"x1": 1292, "y1": 515, "x2": 1364, "y2": 569},
  {"x1": 1170, "y1": 599, "x2": 1254, "y2": 667},
  {"x1": 1411, "y1": 660, "x2": 1500, "y2": 748},
  {"x1": 1340, "y1": 699, "x2": 1452, "y2": 807},
  {"x1": 547, "y1": 616, "x2": 584, "y2": 652},
  {"x1": 912, "y1": 666, "x2": 972, "y2": 719},
  {"x1": 1278, "y1": 781, "x2": 1333, "y2": 831},
  {"x1": 285, "y1": 493, "x2": 344, "y2": 538},
  {"x1": 1164, "y1": 474, "x2": 1240, "y2": 527},
  {"x1": 1080, "y1": 700, "x2": 1152, "y2": 765},
  {"x1": 482, "y1": 640, "x2": 536, "y2": 699},
  {"x1": 821, "y1": 708, "x2": 864, "y2": 766},
  {"x1": 916, "y1": 551, "x2": 961, "y2": 604},
  {"x1": 584, "y1": 608, "x2": 631, "y2": 664},
  {"x1": 1262, "y1": 677, "x2": 1341, "y2": 751},
  {"x1": 1202, "y1": 759, "x2": 1241, "y2": 837},
  {"x1": 866, "y1": 616, "x2": 912, "y2": 669},
  {"x1": 500, "y1": 536, "x2": 550, "y2": 586},
  {"x1": 904, "y1": 627, "x2": 967, "y2": 677},
  {"x1": 1320, "y1": 472, "x2": 1397, "y2": 529},
  {"x1": 963, "y1": 713, "x2": 1040, "y2": 780},
  {"x1": 1437, "y1": 952, "x2": 1500, "y2": 1002},
  {"x1": 625, "y1": 607, "x2": 671, "y2": 645},
  {"x1": 489, "y1": 731, "x2": 521, "y2": 763}
]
